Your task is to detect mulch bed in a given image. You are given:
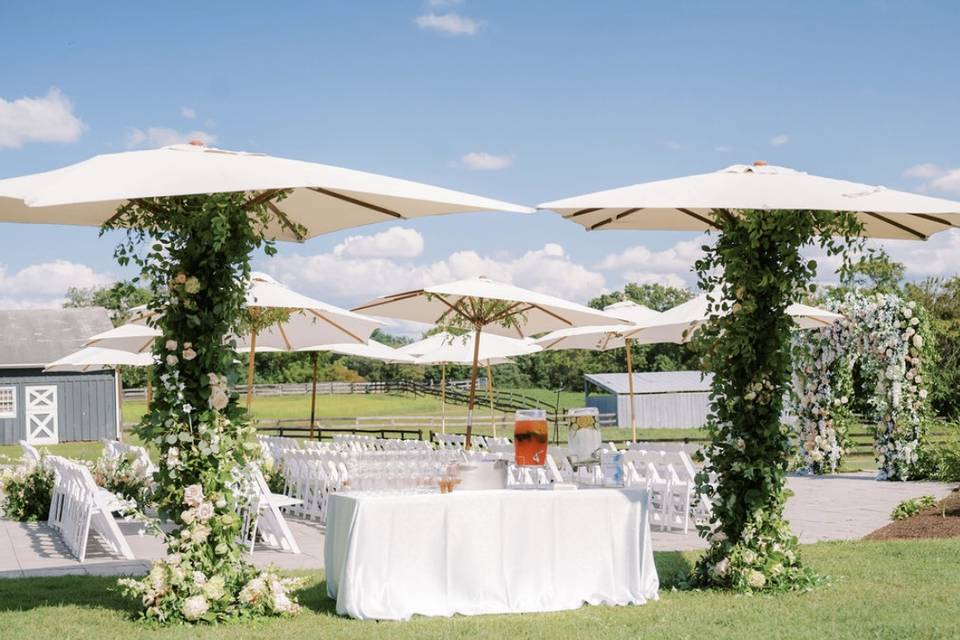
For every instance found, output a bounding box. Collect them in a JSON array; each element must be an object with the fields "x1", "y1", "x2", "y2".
[{"x1": 866, "y1": 489, "x2": 960, "y2": 541}]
